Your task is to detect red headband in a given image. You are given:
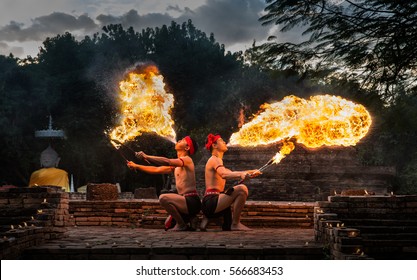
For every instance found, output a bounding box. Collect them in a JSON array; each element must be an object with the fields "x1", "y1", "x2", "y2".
[
  {"x1": 205, "y1": 133, "x2": 221, "y2": 150},
  {"x1": 184, "y1": 136, "x2": 195, "y2": 156}
]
